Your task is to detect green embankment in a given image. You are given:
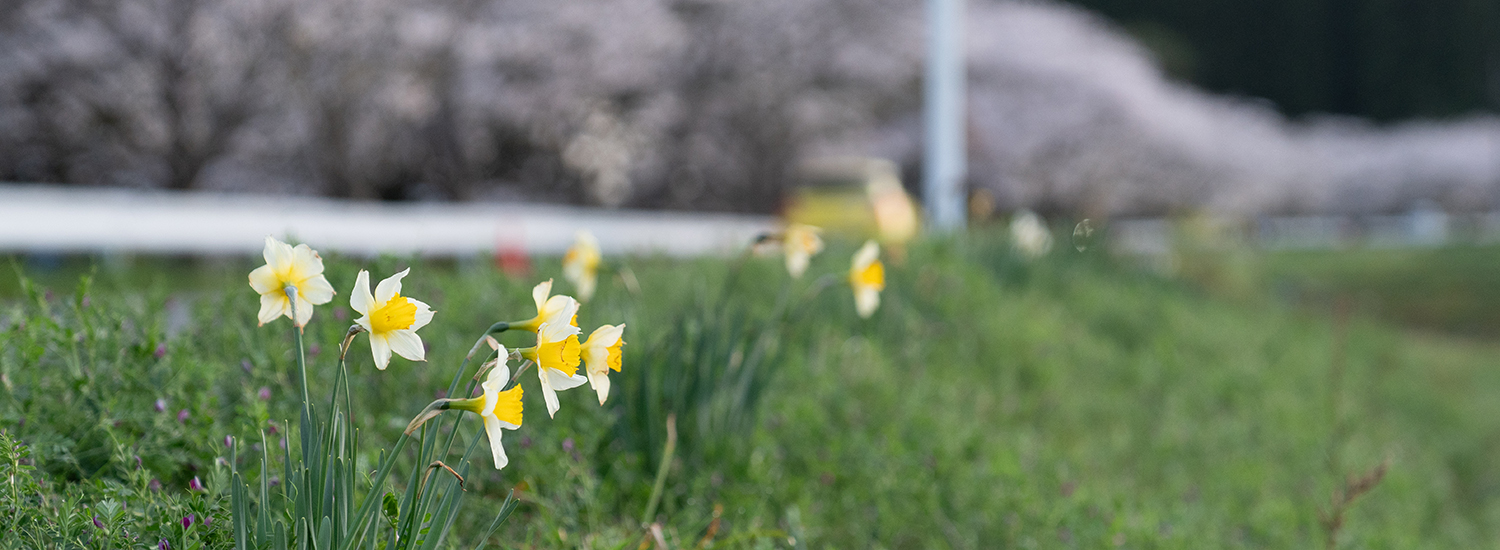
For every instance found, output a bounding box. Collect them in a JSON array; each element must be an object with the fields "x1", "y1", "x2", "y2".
[{"x1": 3, "y1": 236, "x2": 1499, "y2": 548}]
